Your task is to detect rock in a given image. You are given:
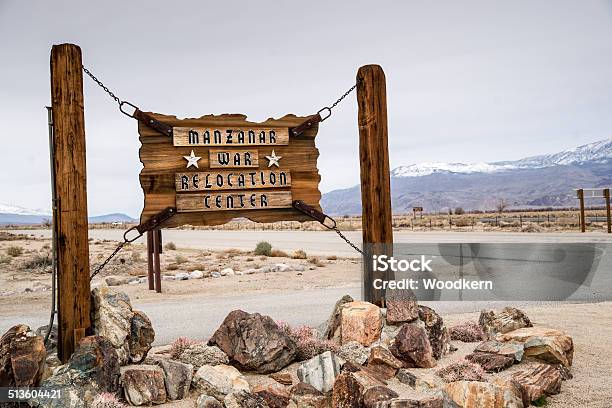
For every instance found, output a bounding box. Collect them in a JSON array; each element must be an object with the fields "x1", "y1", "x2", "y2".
[
  {"x1": 293, "y1": 264, "x2": 306, "y2": 272},
  {"x1": 243, "y1": 268, "x2": 259, "y2": 275},
  {"x1": 273, "y1": 263, "x2": 291, "y2": 272},
  {"x1": 128, "y1": 278, "x2": 141, "y2": 285},
  {"x1": 418, "y1": 306, "x2": 451, "y2": 359},
  {"x1": 0, "y1": 324, "x2": 46, "y2": 387},
  {"x1": 196, "y1": 394, "x2": 224, "y2": 408},
  {"x1": 224, "y1": 390, "x2": 269, "y2": 407},
  {"x1": 211, "y1": 272, "x2": 221, "y2": 278},
  {"x1": 443, "y1": 380, "x2": 524, "y2": 408},
  {"x1": 120, "y1": 364, "x2": 167, "y2": 406},
  {"x1": 475, "y1": 340, "x2": 524, "y2": 362},
  {"x1": 331, "y1": 371, "x2": 364, "y2": 407},
  {"x1": 270, "y1": 371, "x2": 293, "y2": 385},
  {"x1": 289, "y1": 382, "x2": 329, "y2": 407},
  {"x1": 174, "y1": 272, "x2": 190, "y2": 281},
  {"x1": 466, "y1": 352, "x2": 515, "y2": 372},
  {"x1": 390, "y1": 323, "x2": 436, "y2": 368},
  {"x1": 91, "y1": 287, "x2": 134, "y2": 350},
  {"x1": 155, "y1": 358, "x2": 193, "y2": 400},
  {"x1": 208, "y1": 310, "x2": 297, "y2": 373},
  {"x1": 128, "y1": 310, "x2": 155, "y2": 363},
  {"x1": 190, "y1": 270, "x2": 205, "y2": 279},
  {"x1": 177, "y1": 343, "x2": 229, "y2": 368},
  {"x1": 366, "y1": 346, "x2": 404, "y2": 380},
  {"x1": 385, "y1": 289, "x2": 418, "y2": 325},
  {"x1": 105, "y1": 275, "x2": 129, "y2": 286},
  {"x1": 396, "y1": 369, "x2": 417, "y2": 387},
  {"x1": 341, "y1": 301, "x2": 383, "y2": 347},
  {"x1": 363, "y1": 385, "x2": 398, "y2": 408},
  {"x1": 296, "y1": 351, "x2": 341, "y2": 393},
  {"x1": 512, "y1": 363, "x2": 562, "y2": 403},
  {"x1": 220, "y1": 268, "x2": 234, "y2": 276},
  {"x1": 253, "y1": 382, "x2": 291, "y2": 408},
  {"x1": 387, "y1": 397, "x2": 444, "y2": 407},
  {"x1": 496, "y1": 327, "x2": 574, "y2": 367},
  {"x1": 67, "y1": 335, "x2": 120, "y2": 392},
  {"x1": 192, "y1": 364, "x2": 250, "y2": 400},
  {"x1": 162, "y1": 274, "x2": 175, "y2": 281},
  {"x1": 448, "y1": 321, "x2": 485, "y2": 343},
  {"x1": 321, "y1": 295, "x2": 354, "y2": 341},
  {"x1": 479, "y1": 307, "x2": 532, "y2": 340},
  {"x1": 337, "y1": 341, "x2": 370, "y2": 365}
]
